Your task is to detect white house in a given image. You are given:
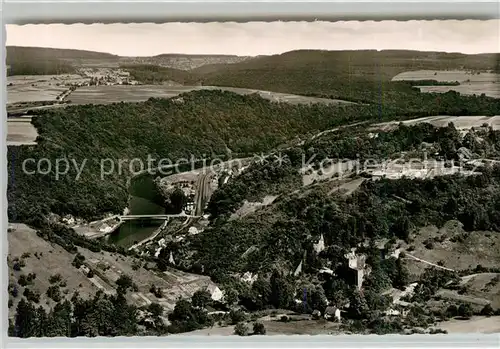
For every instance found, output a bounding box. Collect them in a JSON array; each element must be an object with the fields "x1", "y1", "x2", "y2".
[
  {"x1": 319, "y1": 268, "x2": 335, "y2": 276},
  {"x1": 384, "y1": 309, "x2": 401, "y2": 316},
  {"x1": 313, "y1": 234, "x2": 325, "y2": 254},
  {"x1": 206, "y1": 285, "x2": 224, "y2": 302},
  {"x1": 188, "y1": 226, "x2": 200, "y2": 236},
  {"x1": 241, "y1": 272, "x2": 258, "y2": 284},
  {"x1": 168, "y1": 251, "x2": 176, "y2": 265},
  {"x1": 293, "y1": 261, "x2": 303, "y2": 277}
]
